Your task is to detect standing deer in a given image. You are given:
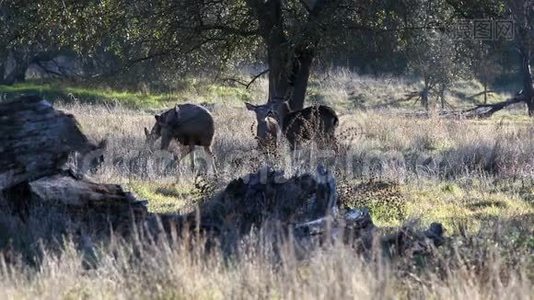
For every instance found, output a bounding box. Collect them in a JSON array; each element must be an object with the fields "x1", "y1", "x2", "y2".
[
  {"x1": 144, "y1": 103, "x2": 217, "y2": 173},
  {"x1": 245, "y1": 103, "x2": 282, "y2": 153},
  {"x1": 246, "y1": 99, "x2": 339, "y2": 151}
]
